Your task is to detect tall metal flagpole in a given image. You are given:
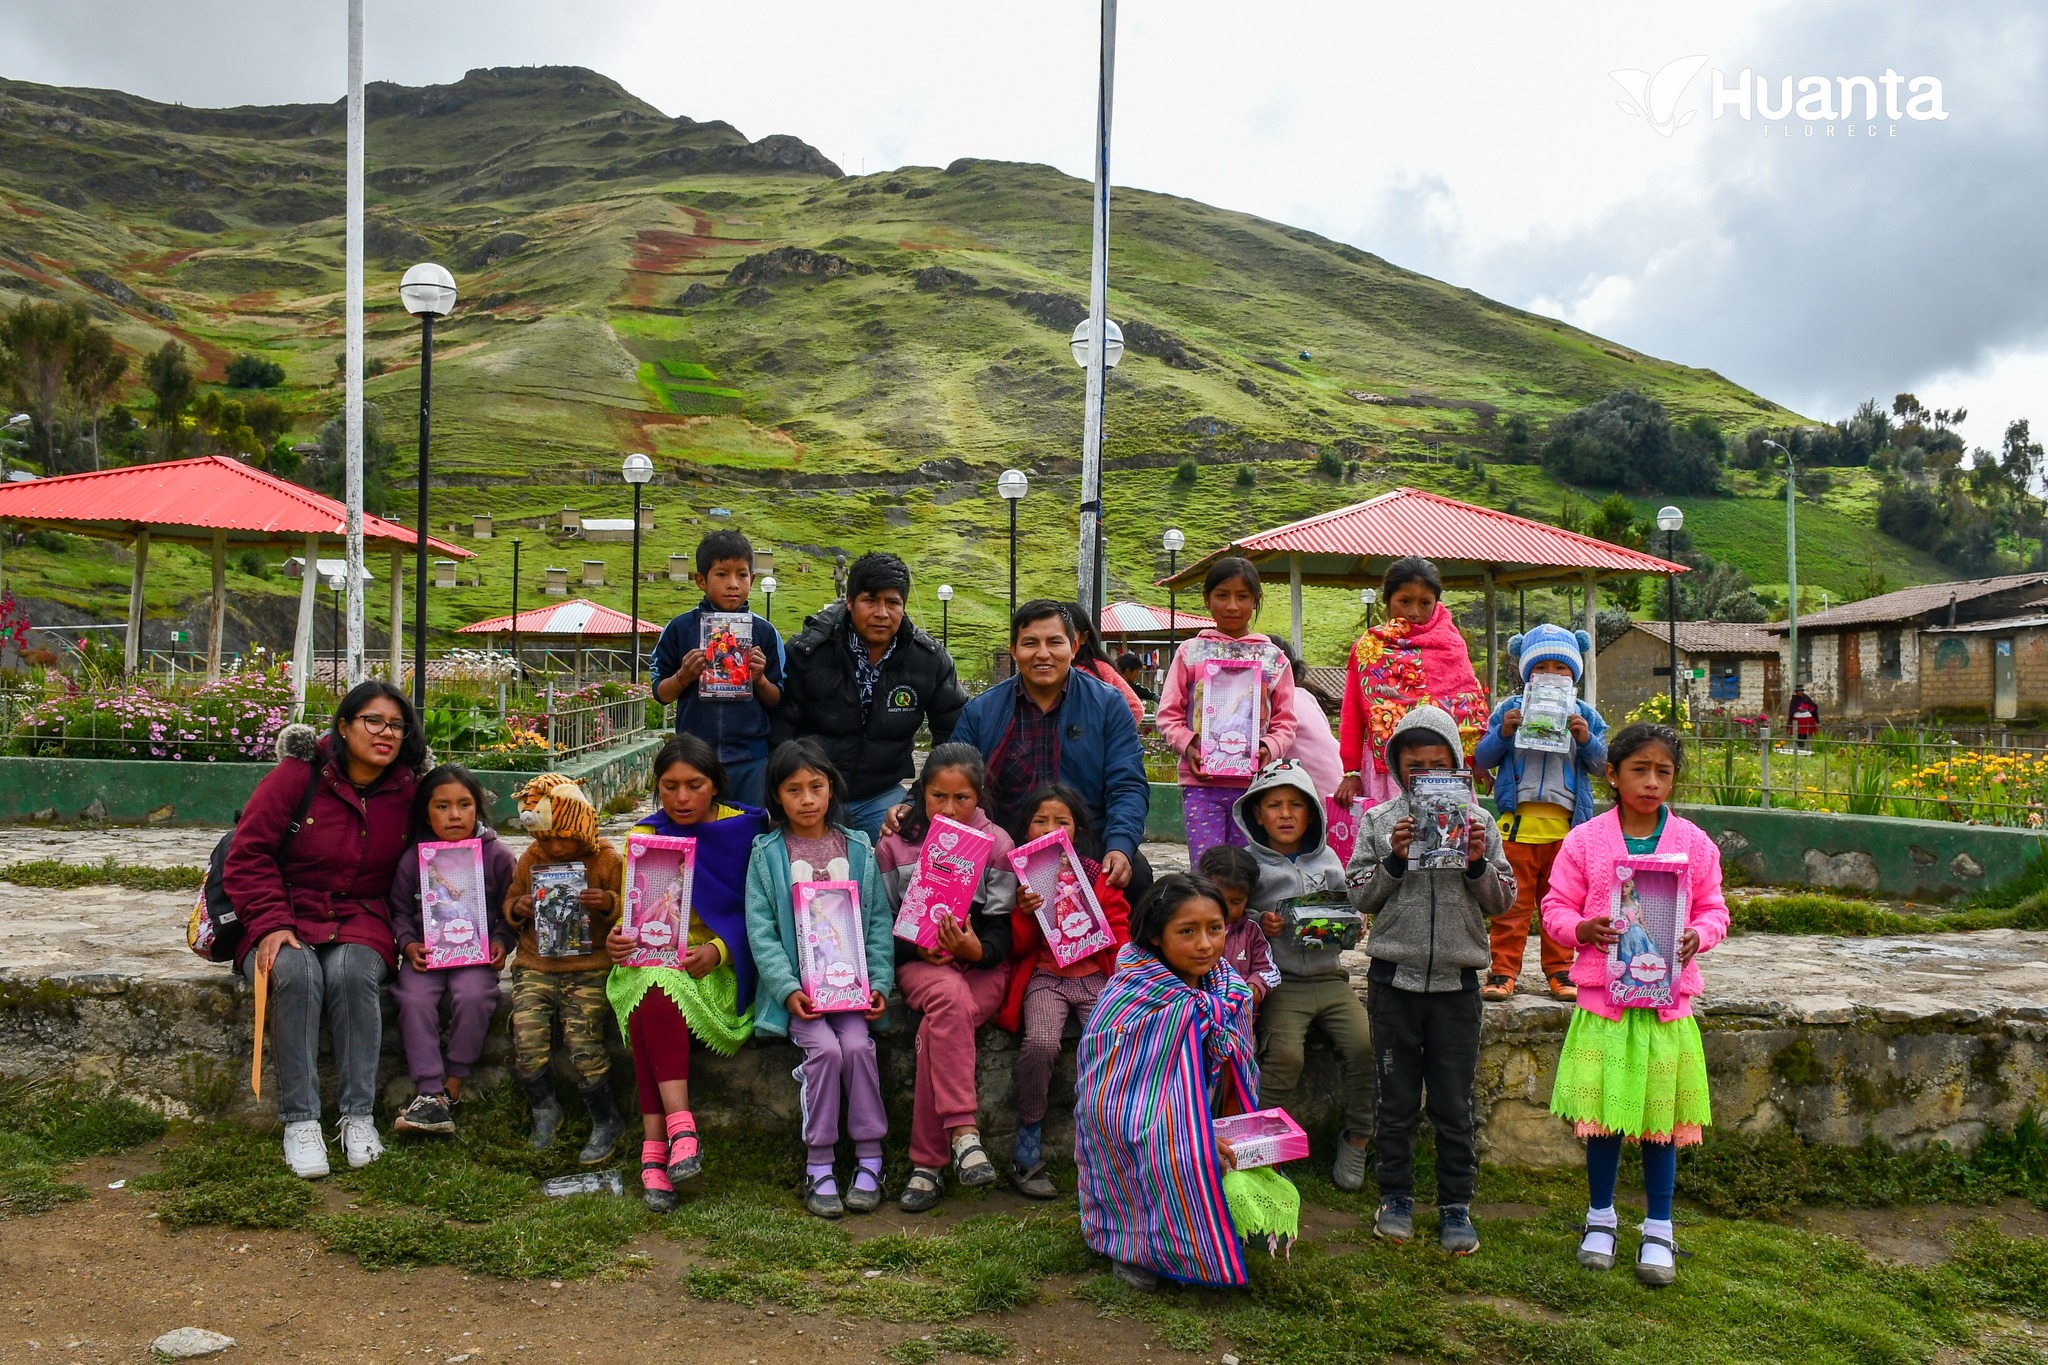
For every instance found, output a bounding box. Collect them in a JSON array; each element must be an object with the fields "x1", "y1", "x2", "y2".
[
  {"x1": 1077, "y1": 0, "x2": 1116, "y2": 611},
  {"x1": 343, "y1": 0, "x2": 367, "y2": 684}
]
